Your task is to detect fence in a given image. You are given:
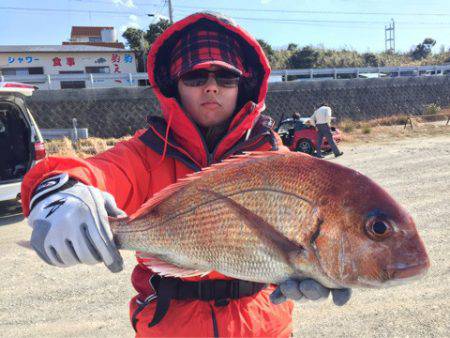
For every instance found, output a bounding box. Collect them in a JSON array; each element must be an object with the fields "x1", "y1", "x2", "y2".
[
  {"x1": 270, "y1": 64, "x2": 450, "y2": 80},
  {"x1": 2, "y1": 64, "x2": 450, "y2": 90}
]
